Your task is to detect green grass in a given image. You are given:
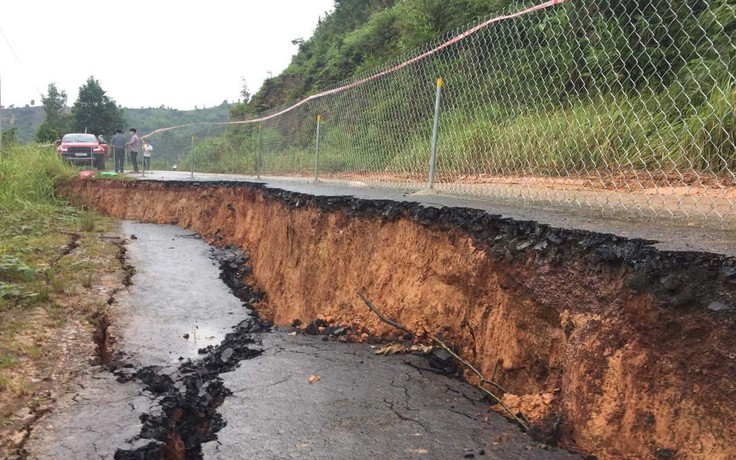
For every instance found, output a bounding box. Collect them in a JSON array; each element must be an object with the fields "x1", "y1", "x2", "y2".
[
  {"x1": 0, "y1": 145, "x2": 74, "y2": 204},
  {"x1": 186, "y1": 81, "x2": 734, "y2": 180},
  {"x1": 0, "y1": 144, "x2": 128, "y2": 405},
  {"x1": 0, "y1": 145, "x2": 77, "y2": 310},
  {"x1": 79, "y1": 210, "x2": 97, "y2": 232},
  {"x1": 0, "y1": 354, "x2": 17, "y2": 369},
  {"x1": 82, "y1": 270, "x2": 93, "y2": 288},
  {"x1": 0, "y1": 373, "x2": 10, "y2": 392},
  {"x1": 380, "y1": 83, "x2": 735, "y2": 177}
]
